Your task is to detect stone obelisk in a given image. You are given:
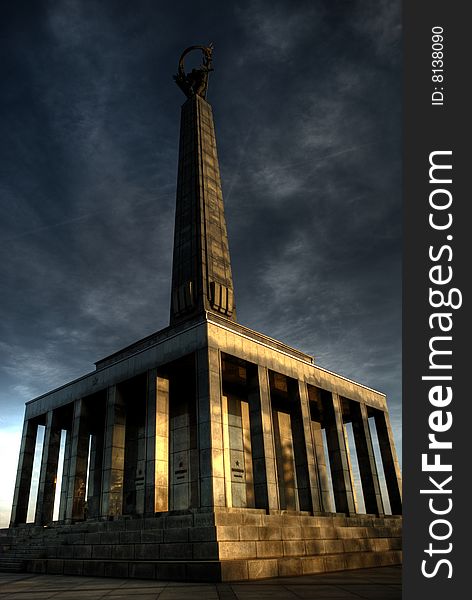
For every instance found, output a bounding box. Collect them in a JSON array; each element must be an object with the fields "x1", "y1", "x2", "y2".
[{"x1": 170, "y1": 44, "x2": 236, "y2": 325}]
